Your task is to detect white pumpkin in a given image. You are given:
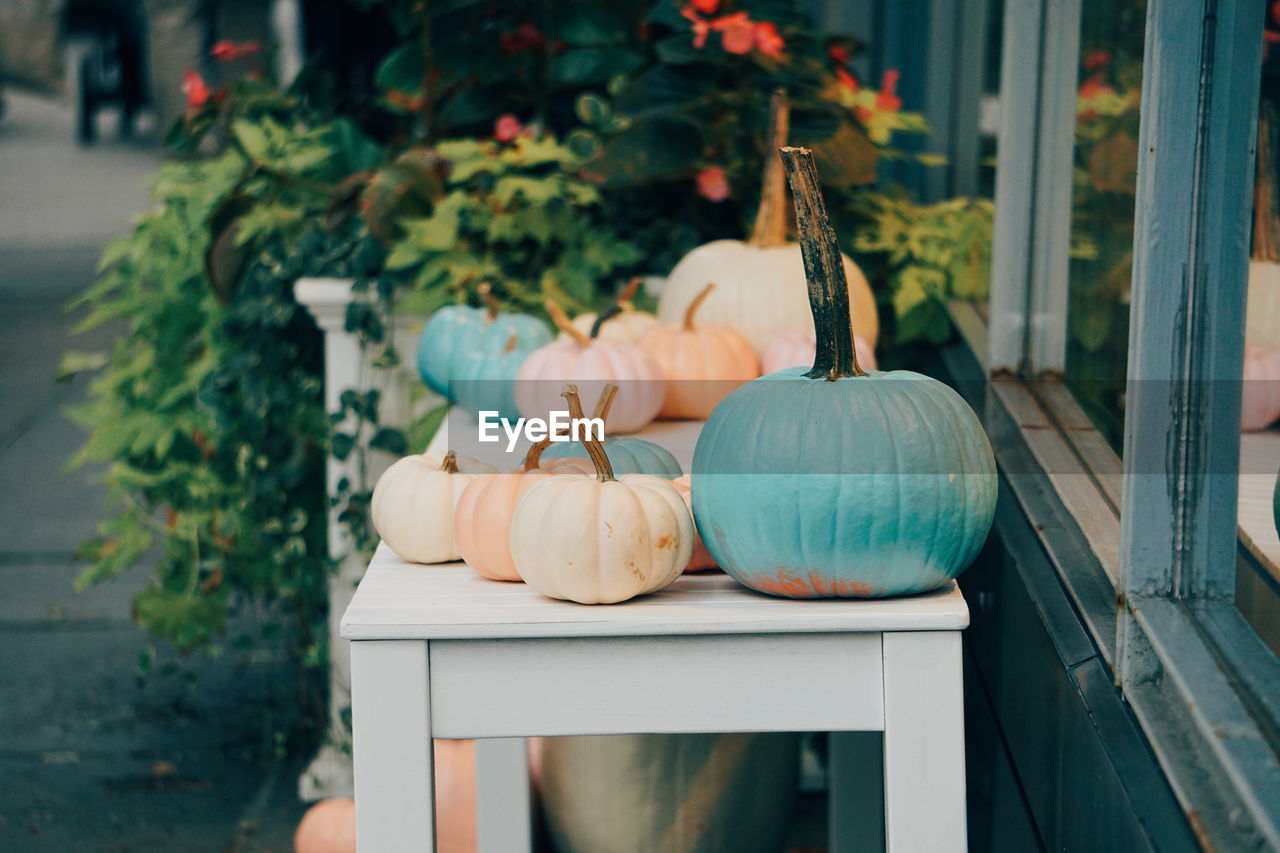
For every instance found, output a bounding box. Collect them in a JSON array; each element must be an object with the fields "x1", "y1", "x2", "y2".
[
  {"x1": 371, "y1": 450, "x2": 497, "y2": 564},
  {"x1": 1242, "y1": 344, "x2": 1280, "y2": 431},
  {"x1": 509, "y1": 386, "x2": 692, "y2": 604},
  {"x1": 566, "y1": 279, "x2": 660, "y2": 343},
  {"x1": 656, "y1": 91, "x2": 878, "y2": 355},
  {"x1": 1247, "y1": 260, "x2": 1280, "y2": 351}
]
